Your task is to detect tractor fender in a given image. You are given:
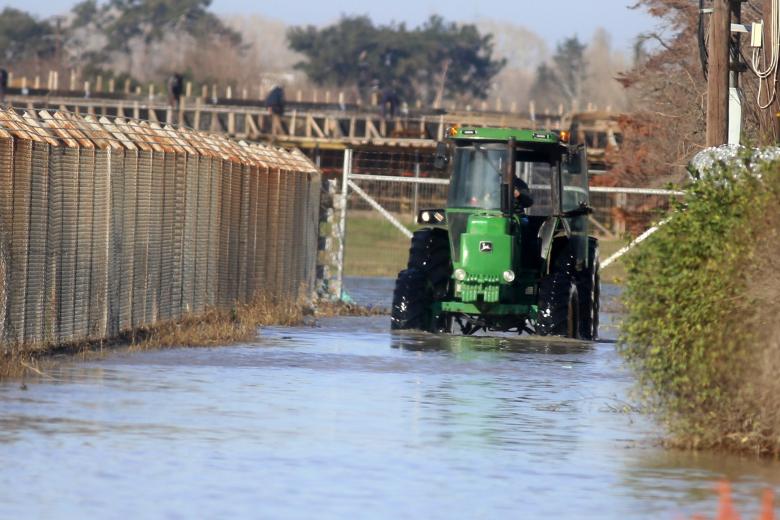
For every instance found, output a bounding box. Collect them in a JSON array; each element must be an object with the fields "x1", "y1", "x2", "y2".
[{"x1": 538, "y1": 217, "x2": 572, "y2": 274}]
